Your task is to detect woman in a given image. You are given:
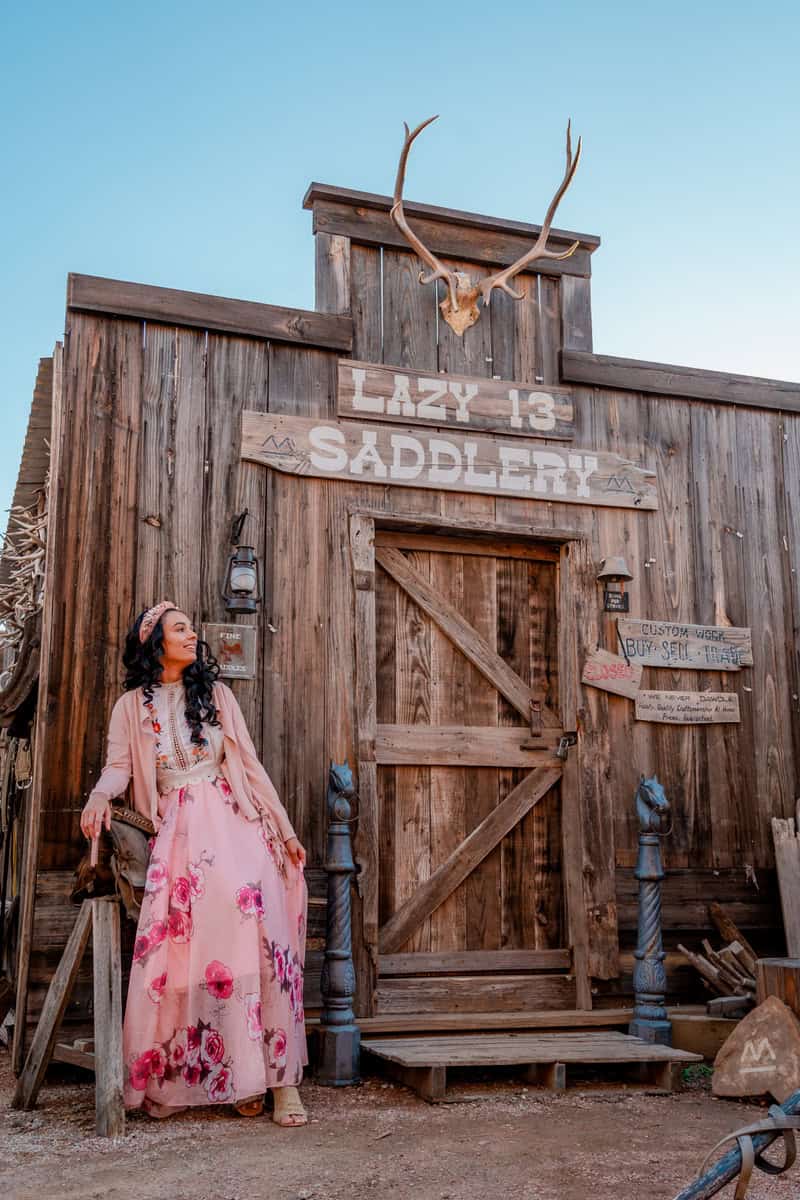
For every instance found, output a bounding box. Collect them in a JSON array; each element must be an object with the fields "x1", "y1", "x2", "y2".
[{"x1": 80, "y1": 600, "x2": 308, "y2": 1125}]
